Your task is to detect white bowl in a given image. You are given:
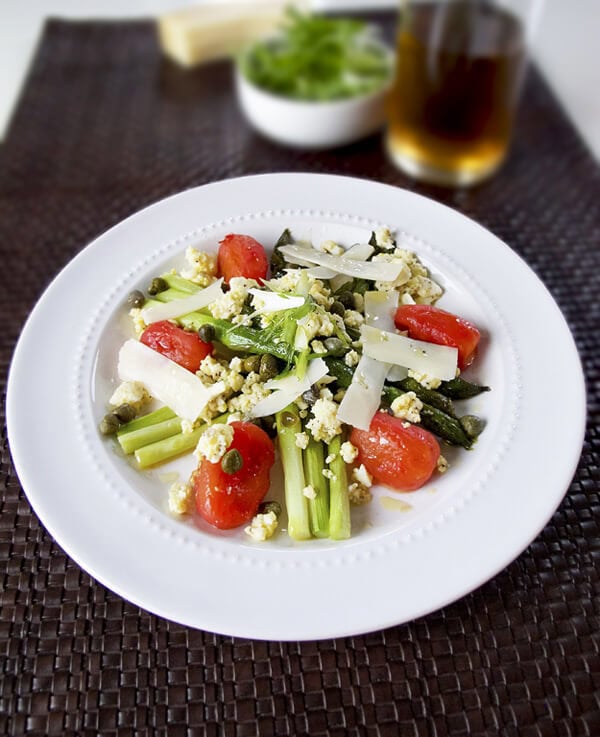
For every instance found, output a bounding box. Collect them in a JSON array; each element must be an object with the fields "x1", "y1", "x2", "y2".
[{"x1": 235, "y1": 67, "x2": 392, "y2": 150}]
